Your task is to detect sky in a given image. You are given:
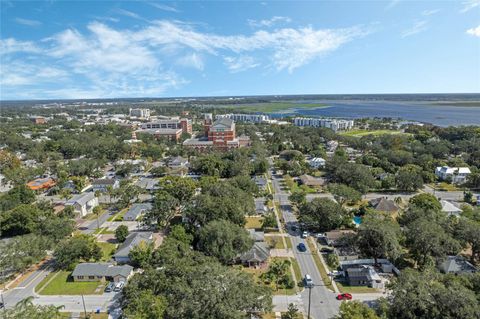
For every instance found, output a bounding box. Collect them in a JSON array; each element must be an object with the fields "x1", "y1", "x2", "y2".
[{"x1": 0, "y1": 0, "x2": 479, "y2": 100}]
